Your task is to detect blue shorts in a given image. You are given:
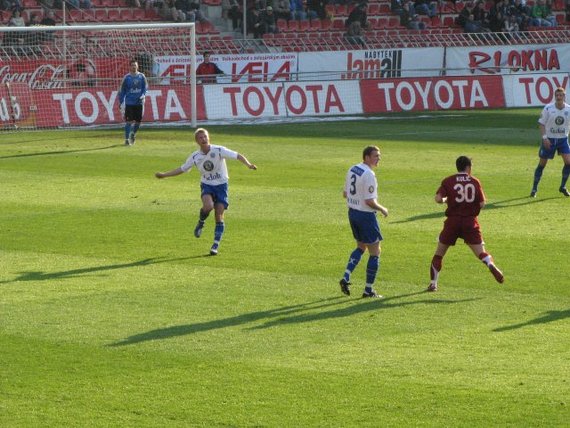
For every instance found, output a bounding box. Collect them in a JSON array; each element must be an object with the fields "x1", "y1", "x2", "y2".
[
  {"x1": 539, "y1": 137, "x2": 570, "y2": 159},
  {"x1": 348, "y1": 208, "x2": 382, "y2": 244},
  {"x1": 200, "y1": 182, "x2": 229, "y2": 209}
]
